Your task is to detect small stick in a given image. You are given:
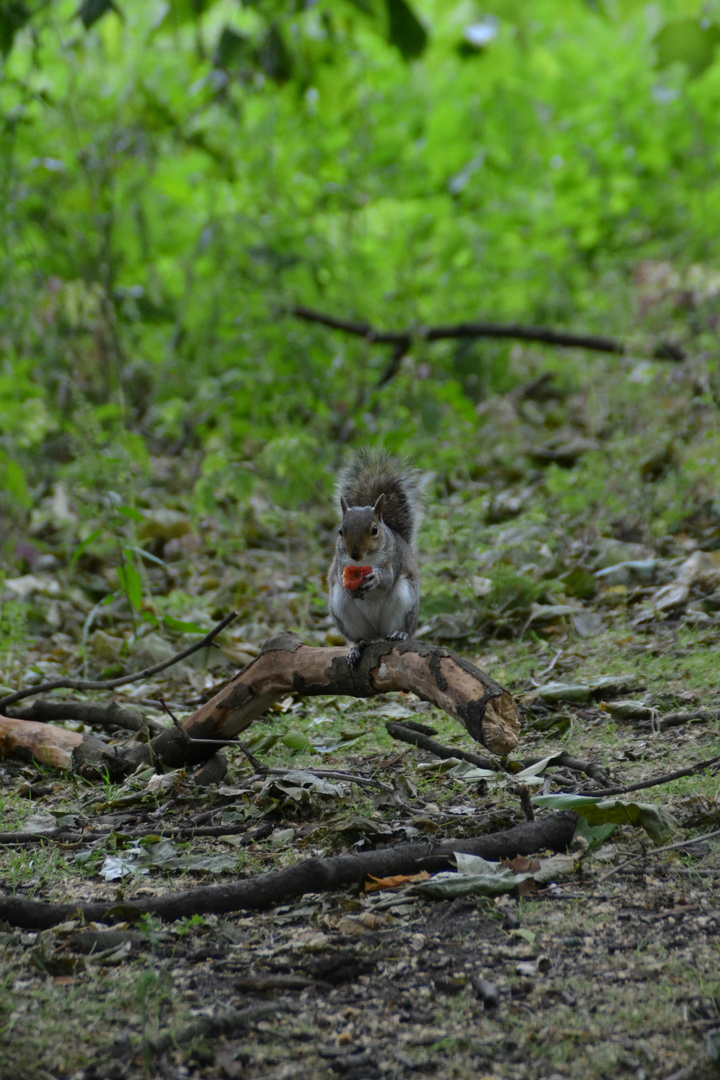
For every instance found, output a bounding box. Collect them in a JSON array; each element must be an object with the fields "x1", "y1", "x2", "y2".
[
  {"x1": 4, "y1": 700, "x2": 165, "y2": 736},
  {"x1": 530, "y1": 650, "x2": 563, "y2": 686},
  {"x1": 236, "y1": 740, "x2": 268, "y2": 773},
  {"x1": 0, "y1": 611, "x2": 238, "y2": 709},
  {"x1": 264, "y1": 766, "x2": 395, "y2": 794},
  {"x1": 289, "y1": 304, "x2": 684, "y2": 362},
  {"x1": 158, "y1": 698, "x2": 236, "y2": 749},
  {"x1": 578, "y1": 753, "x2": 720, "y2": 798},
  {"x1": 0, "y1": 830, "x2": 86, "y2": 845},
  {"x1": 509, "y1": 783, "x2": 535, "y2": 822},
  {"x1": 640, "y1": 709, "x2": 720, "y2": 732},
  {"x1": 386, "y1": 720, "x2": 496, "y2": 770},
  {"x1": 387, "y1": 721, "x2": 610, "y2": 788},
  {"x1": 598, "y1": 827, "x2": 720, "y2": 883},
  {"x1": 159, "y1": 697, "x2": 182, "y2": 727},
  {"x1": 148, "y1": 1003, "x2": 299, "y2": 1055},
  {"x1": 290, "y1": 304, "x2": 627, "y2": 353},
  {"x1": 521, "y1": 752, "x2": 610, "y2": 787}
]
